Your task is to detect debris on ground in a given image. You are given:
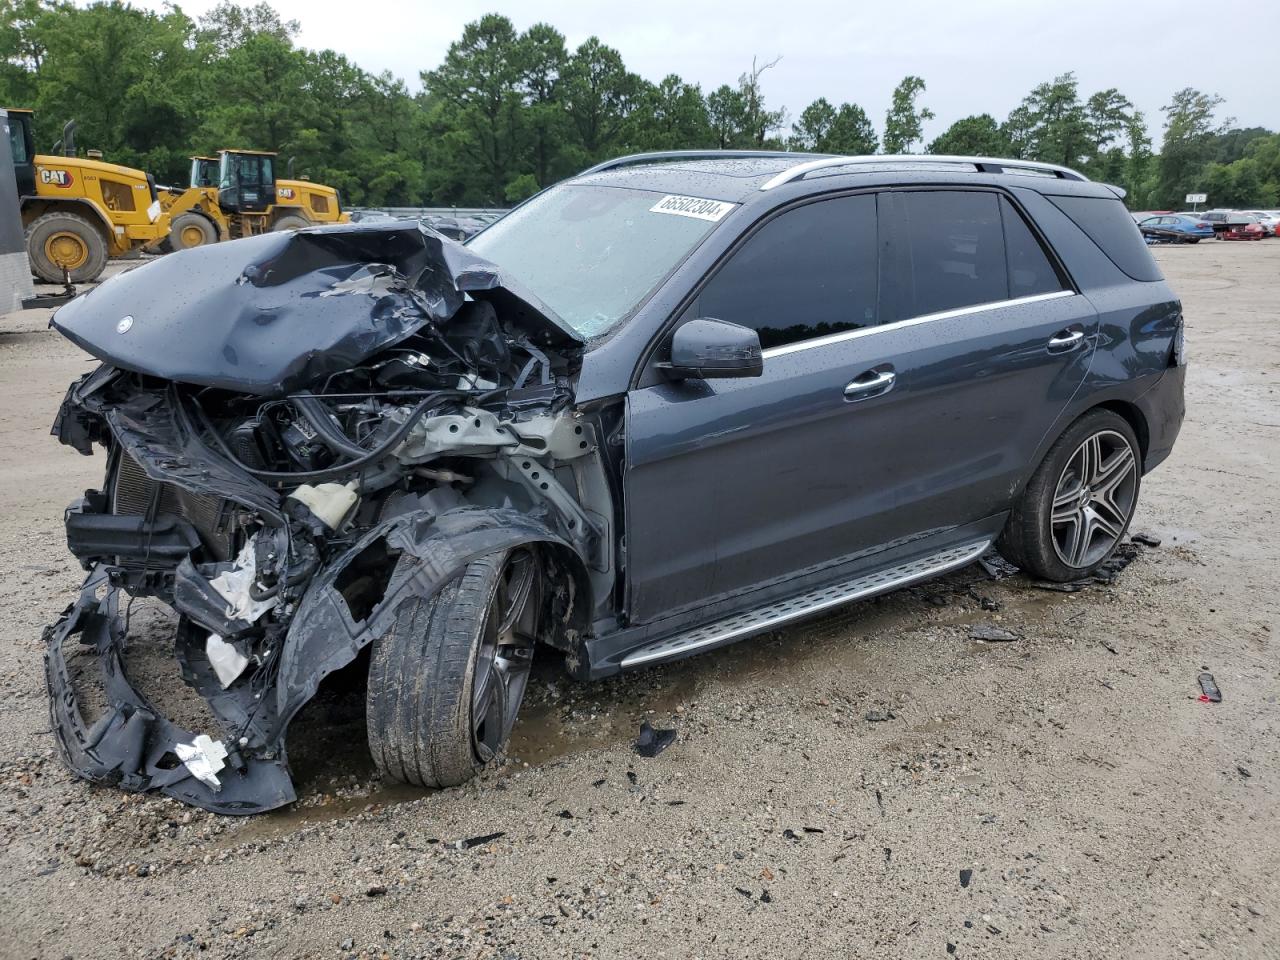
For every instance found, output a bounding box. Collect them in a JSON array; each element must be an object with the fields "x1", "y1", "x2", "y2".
[
  {"x1": 634, "y1": 720, "x2": 677, "y2": 758},
  {"x1": 1198, "y1": 672, "x2": 1223, "y2": 703},
  {"x1": 960, "y1": 868, "x2": 974, "y2": 888},
  {"x1": 1131, "y1": 531, "x2": 1163, "y2": 548},
  {"x1": 978, "y1": 552, "x2": 1020, "y2": 580},
  {"x1": 969, "y1": 624, "x2": 1020, "y2": 642},
  {"x1": 458, "y1": 832, "x2": 506, "y2": 850},
  {"x1": 864, "y1": 708, "x2": 897, "y2": 722}
]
